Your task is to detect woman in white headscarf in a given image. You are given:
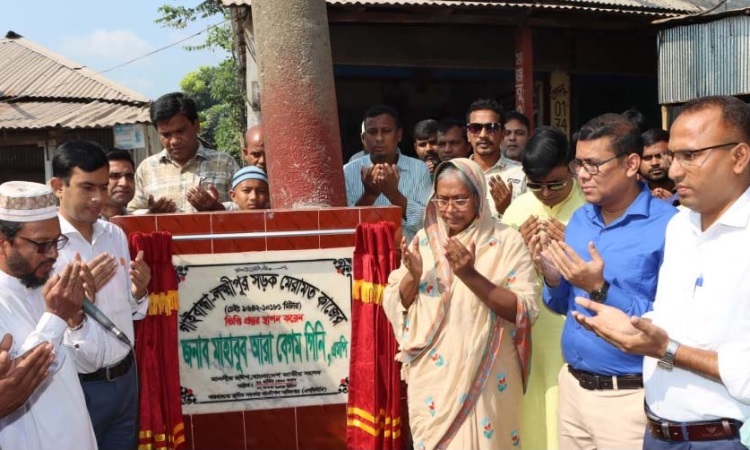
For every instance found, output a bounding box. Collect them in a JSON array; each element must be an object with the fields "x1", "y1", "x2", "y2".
[{"x1": 384, "y1": 158, "x2": 539, "y2": 449}]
